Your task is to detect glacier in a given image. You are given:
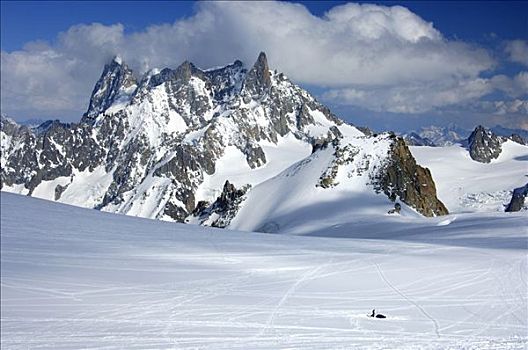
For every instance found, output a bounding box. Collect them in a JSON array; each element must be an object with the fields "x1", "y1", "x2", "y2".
[{"x1": 1, "y1": 192, "x2": 526, "y2": 349}]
